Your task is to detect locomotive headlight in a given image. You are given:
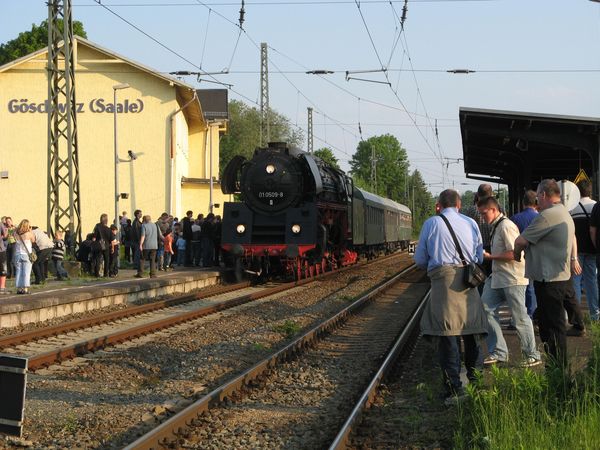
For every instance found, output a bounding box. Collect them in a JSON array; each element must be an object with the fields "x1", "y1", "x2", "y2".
[
  {"x1": 291, "y1": 224, "x2": 301, "y2": 234},
  {"x1": 236, "y1": 224, "x2": 246, "y2": 234},
  {"x1": 265, "y1": 164, "x2": 276, "y2": 174}
]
